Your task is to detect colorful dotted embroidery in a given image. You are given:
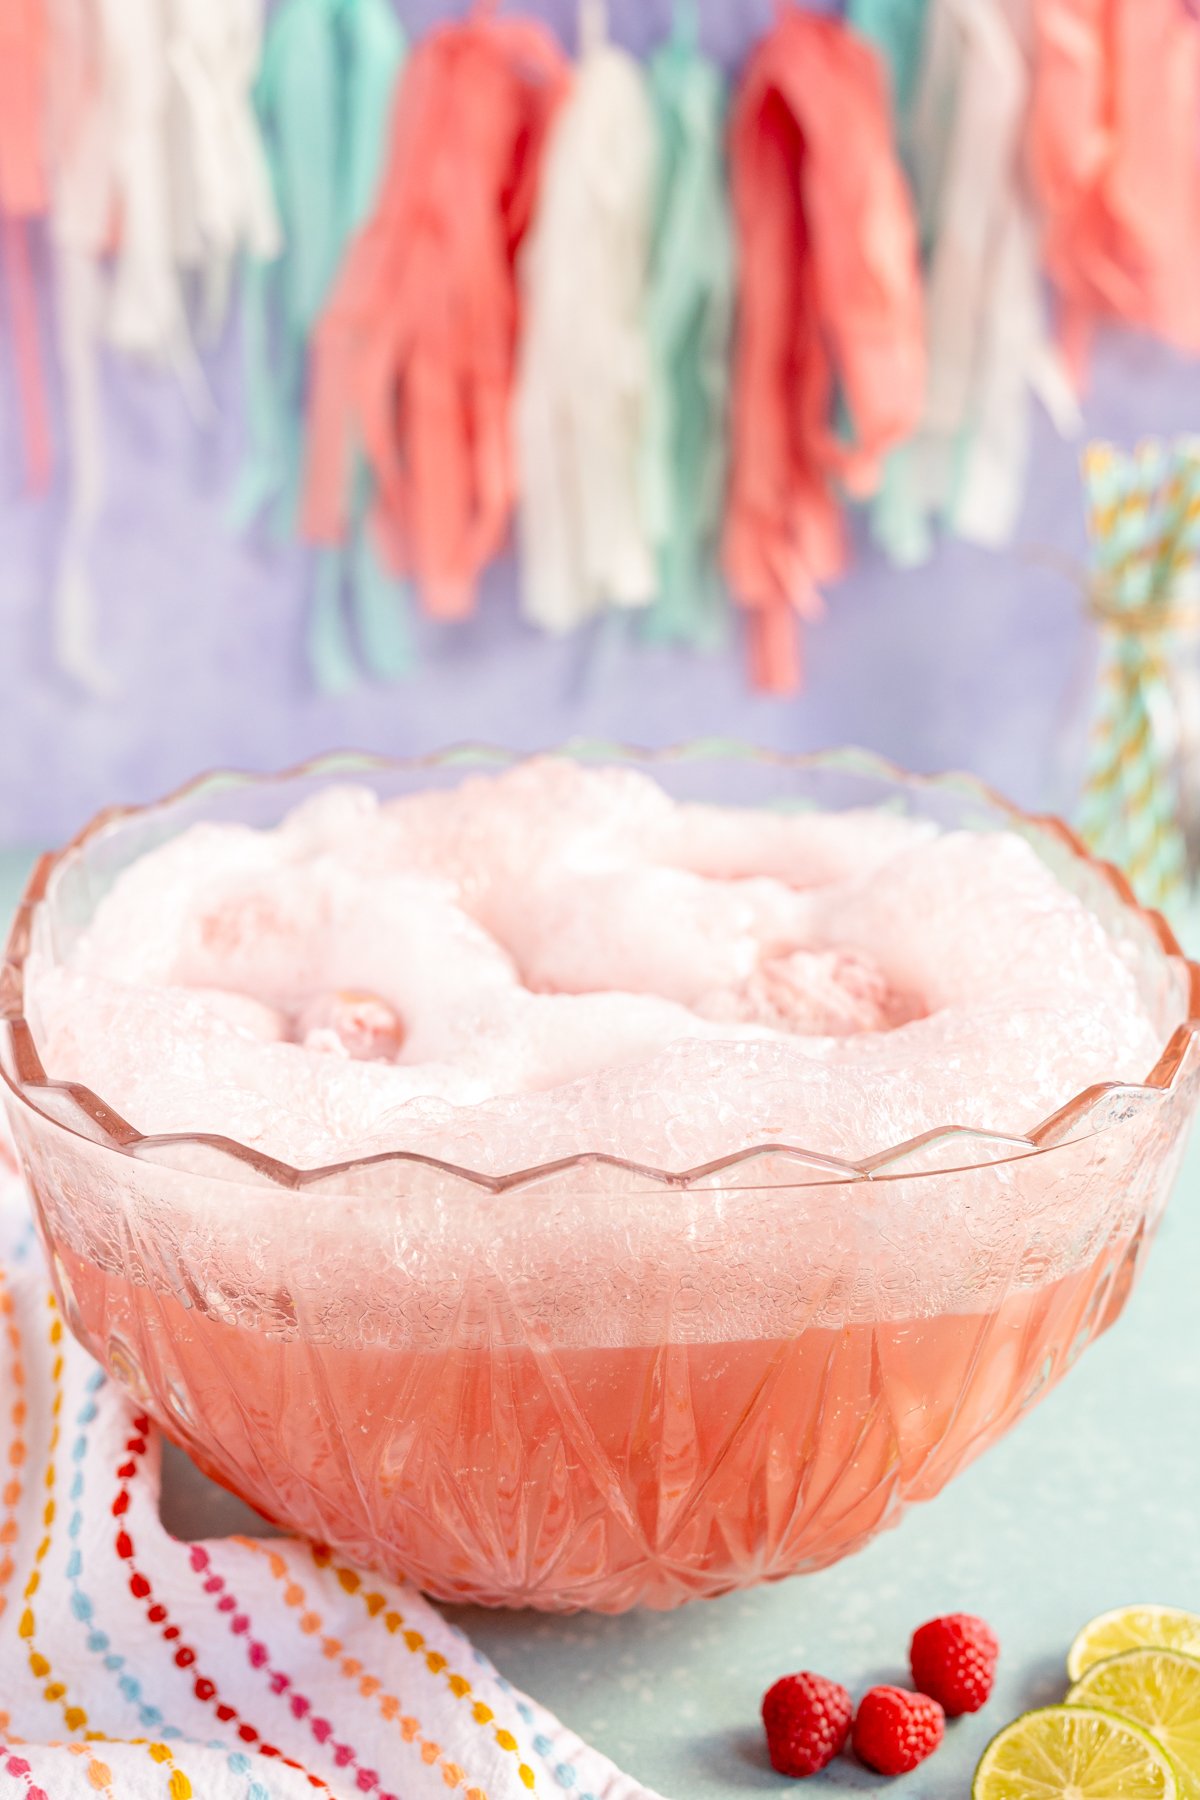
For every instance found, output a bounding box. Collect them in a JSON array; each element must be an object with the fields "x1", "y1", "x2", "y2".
[
  {"x1": 309, "y1": 1545, "x2": 536, "y2": 1791},
  {"x1": 501, "y1": 1694, "x2": 589, "y2": 1794},
  {"x1": 65, "y1": 1369, "x2": 274, "y2": 1800},
  {"x1": 112, "y1": 1411, "x2": 331, "y2": 1794},
  {"x1": 17, "y1": 1295, "x2": 193, "y2": 1796},
  {"x1": 231, "y1": 1539, "x2": 485, "y2": 1798},
  {"x1": 1, "y1": 1744, "x2": 50, "y2": 1800},
  {"x1": 0, "y1": 1266, "x2": 28, "y2": 1649}
]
